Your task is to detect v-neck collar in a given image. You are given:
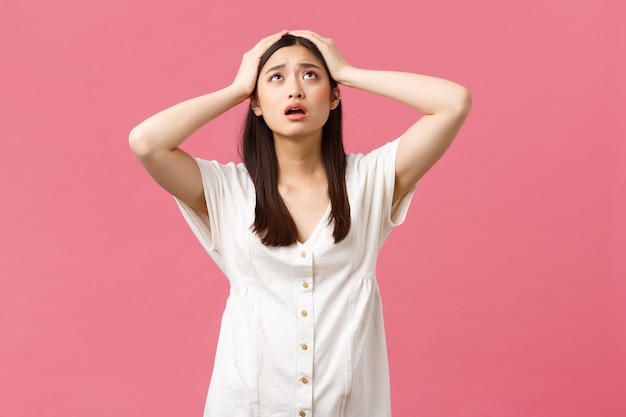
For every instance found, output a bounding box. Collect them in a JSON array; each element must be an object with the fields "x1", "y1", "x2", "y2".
[{"x1": 297, "y1": 202, "x2": 331, "y2": 246}]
